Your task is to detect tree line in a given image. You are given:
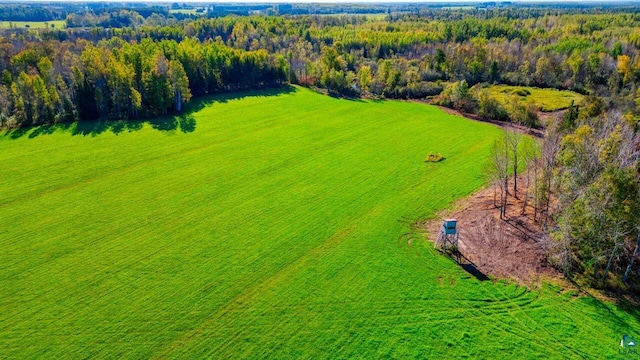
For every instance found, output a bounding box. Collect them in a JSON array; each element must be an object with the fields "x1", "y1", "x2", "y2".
[
  {"x1": 5, "y1": 9, "x2": 640, "y2": 104},
  {"x1": 543, "y1": 107, "x2": 639, "y2": 288},
  {"x1": 486, "y1": 101, "x2": 640, "y2": 289},
  {"x1": 0, "y1": 37, "x2": 287, "y2": 127},
  {"x1": 2, "y1": 9, "x2": 640, "y2": 115}
]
